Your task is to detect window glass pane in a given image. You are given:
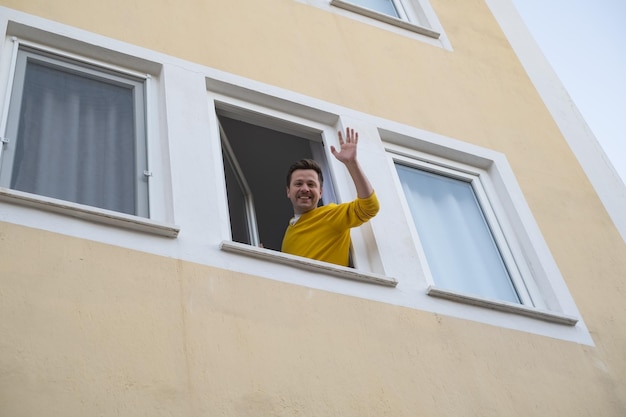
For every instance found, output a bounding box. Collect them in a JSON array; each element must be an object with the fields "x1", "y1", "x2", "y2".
[
  {"x1": 2, "y1": 51, "x2": 147, "y2": 216},
  {"x1": 348, "y1": 0, "x2": 400, "y2": 17},
  {"x1": 223, "y1": 149, "x2": 253, "y2": 245},
  {"x1": 395, "y1": 163, "x2": 520, "y2": 303}
]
